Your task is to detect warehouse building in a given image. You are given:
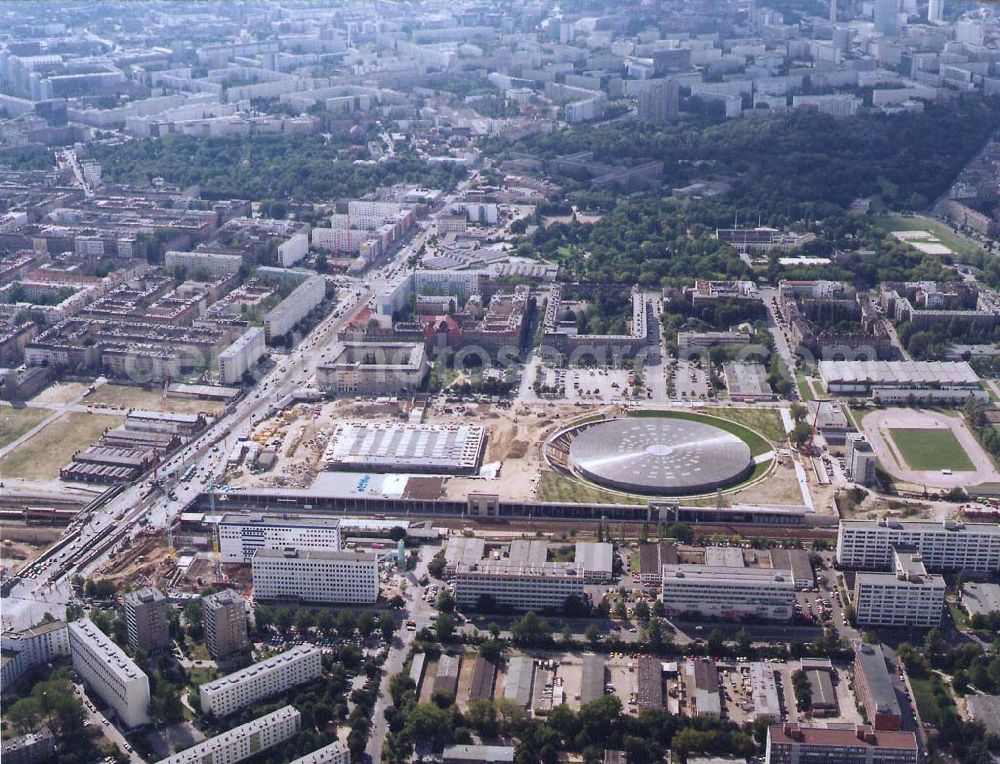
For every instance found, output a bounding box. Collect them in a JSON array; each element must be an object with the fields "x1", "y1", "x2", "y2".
[
  {"x1": 123, "y1": 587, "x2": 170, "y2": 652},
  {"x1": 724, "y1": 361, "x2": 774, "y2": 402},
  {"x1": 637, "y1": 656, "x2": 664, "y2": 711},
  {"x1": 323, "y1": 422, "x2": 487, "y2": 475},
  {"x1": 684, "y1": 658, "x2": 721, "y2": 717},
  {"x1": 817, "y1": 360, "x2": 984, "y2": 403},
  {"x1": 765, "y1": 724, "x2": 918, "y2": 764},
  {"x1": 580, "y1": 654, "x2": 606, "y2": 705},
  {"x1": 252, "y1": 549, "x2": 379, "y2": 604},
  {"x1": 504, "y1": 656, "x2": 535, "y2": 708},
  {"x1": 837, "y1": 518, "x2": 1000, "y2": 573},
  {"x1": 806, "y1": 669, "x2": 837, "y2": 715},
  {"x1": 199, "y1": 645, "x2": 322, "y2": 717},
  {"x1": 638, "y1": 541, "x2": 678, "y2": 586},
  {"x1": 749, "y1": 662, "x2": 781, "y2": 723},
  {"x1": 159, "y1": 706, "x2": 301, "y2": 764},
  {"x1": 68, "y1": 618, "x2": 150, "y2": 729},
  {"x1": 574, "y1": 542, "x2": 614, "y2": 582},
  {"x1": 219, "y1": 513, "x2": 342, "y2": 563},
  {"x1": 454, "y1": 561, "x2": 585, "y2": 611},
  {"x1": 768, "y1": 549, "x2": 814, "y2": 590},
  {"x1": 853, "y1": 642, "x2": 902, "y2": 731},
  {"x1": 316, "y1": 341, "x2": 429, "y2": 396},
  {"x1": 961, "y1": 581, "x2": 1000, "y2": 619},
  {"x1": 287, "y1": 740, "x2": 350, "y2": 764},
  {"x1": 469, "y1": 655, "x2": 497, "y2": 702},
  {"x1": 852, "y1": 550, "x2": 945, "y2": 628},
  {"x1": 435, "y1": 654, "x2": 462, "y2": 697},
  {"x1": 661, "y1": 566, "x2": 795, "y2": 621}
]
